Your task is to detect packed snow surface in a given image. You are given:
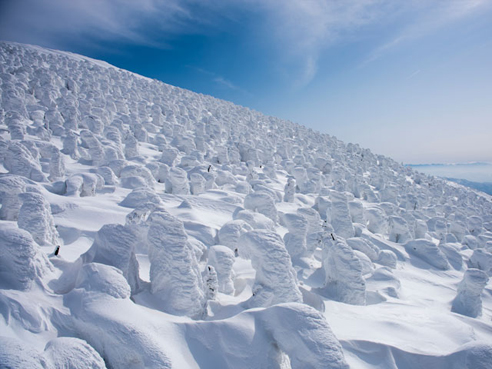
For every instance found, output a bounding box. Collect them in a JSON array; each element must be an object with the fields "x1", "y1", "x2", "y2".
[{"x1": 1, "y1": 41, "x2": 492, "y2": 368}]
